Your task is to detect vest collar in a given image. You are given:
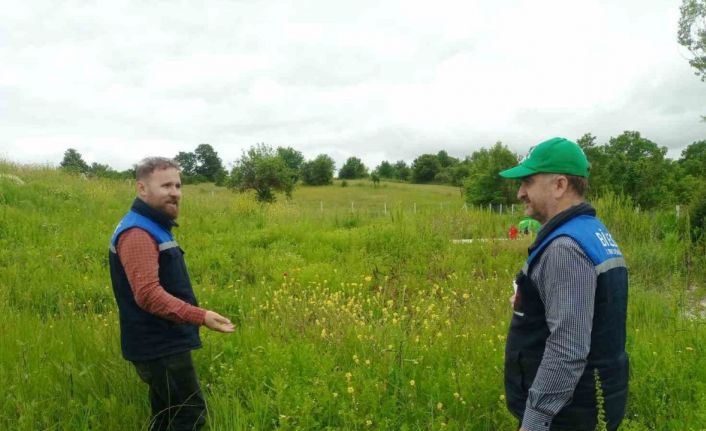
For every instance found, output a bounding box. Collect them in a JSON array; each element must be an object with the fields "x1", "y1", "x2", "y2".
[
  {"x1": 130, "y1": 198, "x2": 178, "y2": 232},
  {"x1": 528, "y1": 202, "x2": 595, "y2": 256}
]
